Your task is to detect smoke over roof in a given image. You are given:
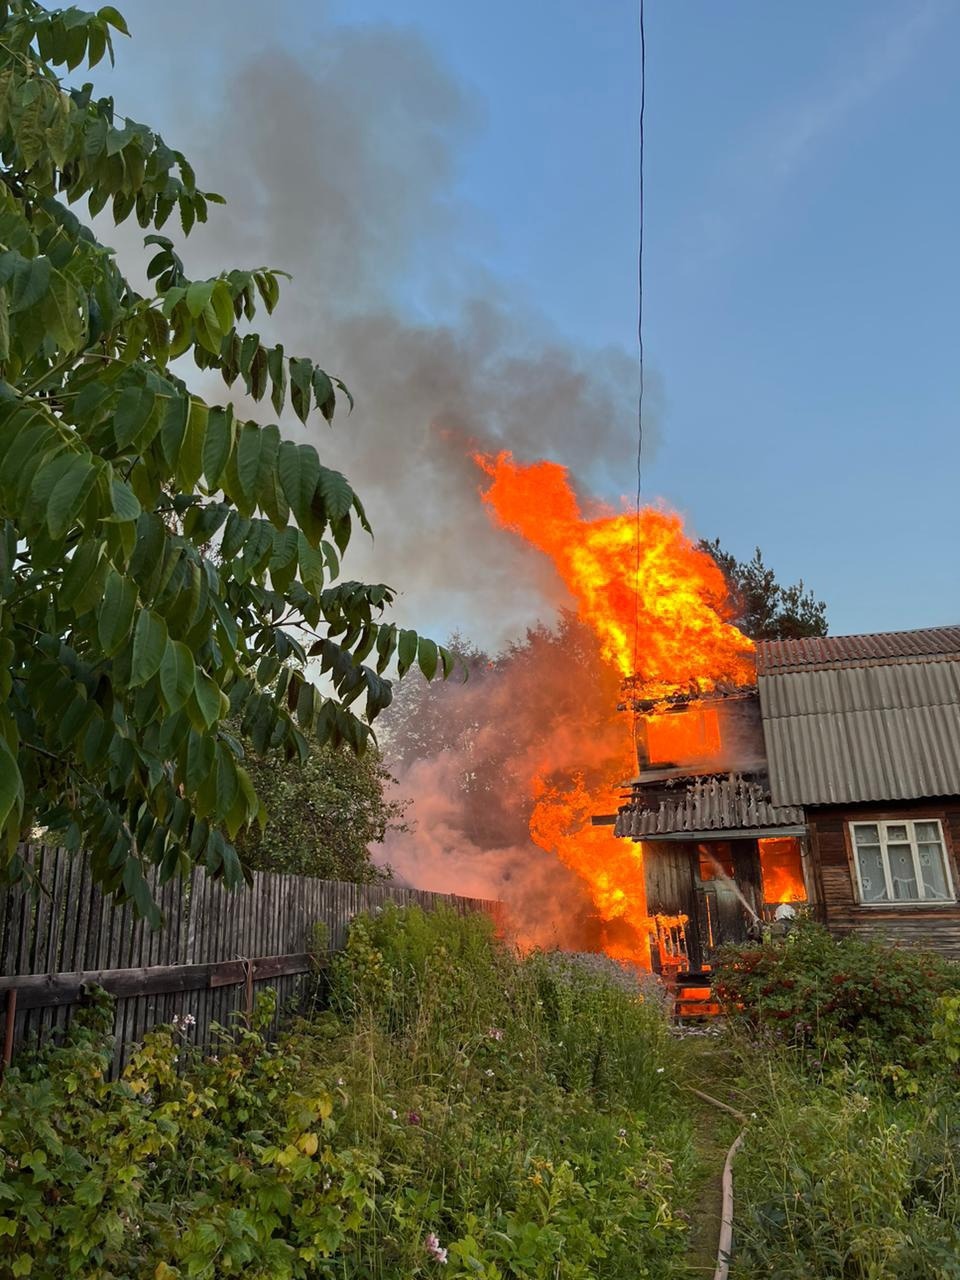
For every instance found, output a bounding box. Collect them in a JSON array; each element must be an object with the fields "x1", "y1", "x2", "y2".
[{"x1": 105, "y1": 0, "x2": 653, "y2": 648}]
